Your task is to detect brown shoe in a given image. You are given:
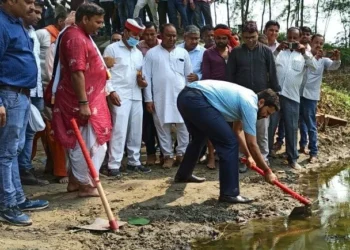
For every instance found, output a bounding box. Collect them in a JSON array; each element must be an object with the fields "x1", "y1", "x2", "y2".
[
  {"x1": 299, "y1": 147, "x2": 309, "y2": 155},
  {"x1": 173, "y1": 155, "x2": 183, "y2": 167},
  {"x1": 146, "y1": 154, "x2": 156, "y2": 166},
  {"x1": 162, "y1": 156, "x2": 174, "y2": 169},
  {"x1": 273, "y1": 141, "x2": 283, "y2": 152},
  {"x1": 309, "y1": 156, "x2": 317, "y2": 164}
]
